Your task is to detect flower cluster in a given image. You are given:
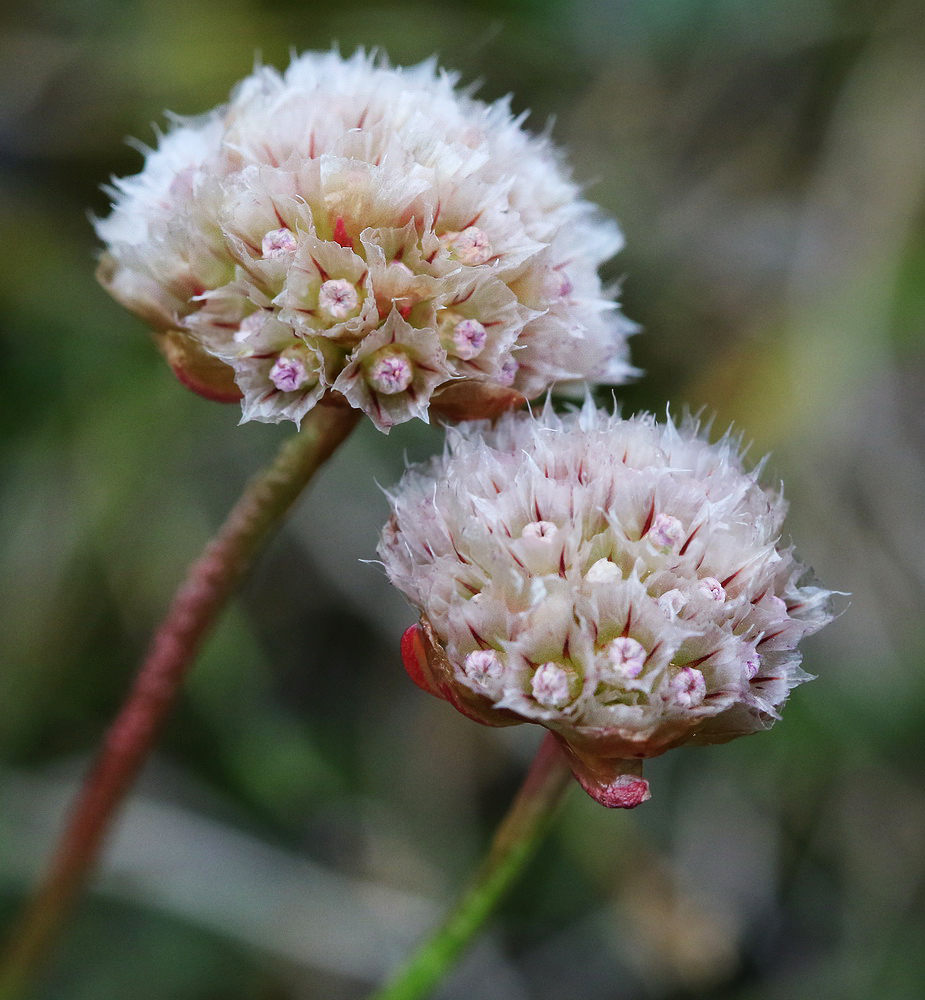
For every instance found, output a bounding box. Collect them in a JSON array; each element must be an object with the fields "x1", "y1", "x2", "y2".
[
  {"x1": 96, "y1": 50, "x2": 635, "y2": 430},
  {"x1": 378, "y1": 401, "x2": 833, "y2": 806},
  {"x1": 96, "y1": 49, "x2": 835, "y2": 810}
]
